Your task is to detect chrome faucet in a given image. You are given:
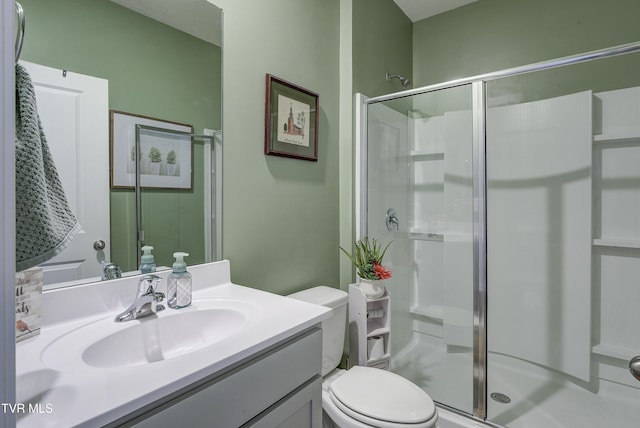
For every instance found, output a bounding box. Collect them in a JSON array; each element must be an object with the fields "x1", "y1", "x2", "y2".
[
  {"x1": 102, "y1": 261, "x2": 122, "y2": 280},
  {"x1": 114, "y1": 274, "x2": 165, "y2": 322}
]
